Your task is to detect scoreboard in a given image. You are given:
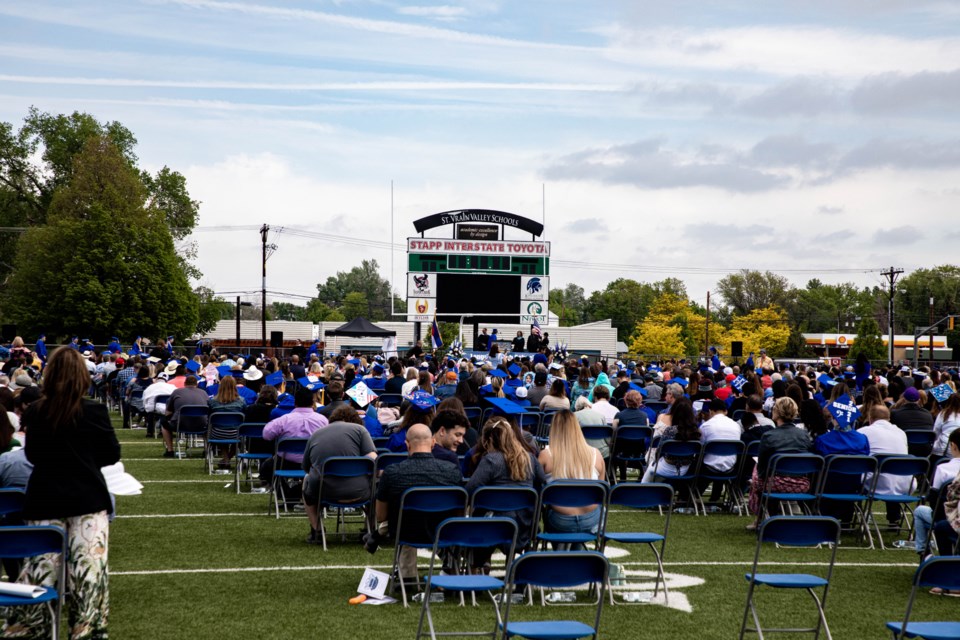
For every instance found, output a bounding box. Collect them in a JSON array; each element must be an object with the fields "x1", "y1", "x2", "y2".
[{"x1": 406, "y1": 234, "x2": 550, "y2": 325}]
